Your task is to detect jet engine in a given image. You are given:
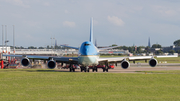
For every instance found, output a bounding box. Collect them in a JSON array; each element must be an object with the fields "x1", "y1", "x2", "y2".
[
  {"x1": 21, "y1": 57, "x2": 30, "y2": 66},
  {"x1": 47, "y1": 60, "x2": 56, "y2": 69},
  {"x1": 121, "y1": 60, "x2": 130, "y2": 69},
  {"x1": 149, "y1": 58, "x2": 158, "y2": 67}
]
